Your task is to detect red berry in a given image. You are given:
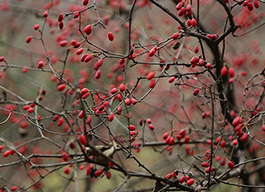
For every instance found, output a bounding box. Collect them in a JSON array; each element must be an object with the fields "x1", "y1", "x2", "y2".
[
  {"x1": 168, "y1": 77, "x2": 175, "y2": 83},
  {"x1": 179, "y1": 129, "x2": 186, "y2": 138},
  {"x1": 254, "y1": 0, "x2": 259, "y2": 8},
  {"x1": 57, "y1": 84, "x2": 66, "y2": 91},
  {"x1": 240, "y1": 133, "x2": 248, "y2": 142},
  {"x1": 64, "y1": 167, "x2": 70, "y2": 174},
  {"x1": 106, "y1": 171, "x2": 111, "y2": 179},
  {"x1": 95, "y1": 70, "x2": 102, "y2": 79},
  {"x1": 60, "y1": 40, "x2": 68, "y2": 47},
  {"x1": 57, "y1": 118, "x2": 64, "y2": 126},
  {"x1": 186, "y1": 178, "x2": 195, "y2": 186},
  {"x1": 191, "y1": 18, "x2": 197, "y2": 27},
  {"x1": 166, "y1": 173, "x2": 173, "y2": 179},
  {"x1": 86, "y1": 115, "x2": 92, "y2": 124},
  {"x1": 80, "y1": 88, "x2": 89, "y2": 96},
  {"x1": 119, "y1": 84, "x2": 126, "y2": 92},
  {"x1": 194, "y1": 45, "x2": 199, "y2": 53},
  {"x1": 178, "y1": 7, "x2": 186, "y2": 16},
  {"x1": 184, "y1": 136, "x2": 190, "y2": 143},
  {"x1": 220, "y1": 140, "x2": 226, "y2": 148},
  {"x1": 228, "y1": 161, "x2": 234, "y2": 169},
  {"x1": 220, "y1": 157, "x2": 226, "y2": 166},
  {"x1": 221, "y1": 66, "x2": 228, "y2": 76},
  {"x1": 147, "y1": 71, "x2": 155, "y2": 80},
  {"x1": 94, "y1": 58, "x2": 104, "y2": 70},
  {"x1": 206, "y1": 63, "x2": 212, "y2": 69},
  {"x1": 78, "y1": 110, "x2": 84, "y2": 119},
  {"x1": 163, "y1": 132, "x2": 169, "y2": 140},
  {"x1": 179, "y1": 176, "x2": 186, "y2": 183},
  {"x1": 128, "y1": 124, "x2": 136, "y2": 131},
  {"x1": 172, "y1": 32, "x2": 179, "y2": 40},
  {"x1": 79, "y1": 135, "x2": 87, "y2": 145},
  {"x1": 58, "y1": 14, "x2": 64, "y2": 22},
  {"x1": 26, "y1": 36, "x2": 32, "y2": 43},
  {"x1": 176, "y1": 2, "x2": 183, "y2": 10},
  {"x1": 3, "y1": 150, "x2": 10, "y2": 157},
  {"x1": 228, "y1": 67, "x2": 235, "y2": 77},
  {"x1": 149, "y1": 47, "x2": 157, "y2": 57},
  {"x1": 63, "y1": 153, "x2": 69, "y2": 161},
  {"x1": 34, "y1": 24, "x2": 40, "y2": 30},
  {"x1": 76, "y1": 48, "x2": 84, "y2": 55},
  {"x1": 59, "y1": 22, "x2": 64, "y2": 30},
  {"x1": 149, "y1": 79, "x2": 156, "y2": 88},
  {"x1": 108, "y1": 113, "x2": 115, "y2": 121},
  {"x1": 108, "y1": 32, "x2": 114, "y2": 41},
  {"x1": 83, "y1": 0, "x2": 89, "y2": 5},
  {"x1": 11, "y1": 186, "x2": 18, "y2": 191},
  {"x1": 124, "y1": 98, "x2": 131, "y2": 106},
  {"x1": 43, "y1": 11, "x2": 49, "y2": 18},
  {"x1": 193, "y1": 88, "x2": 199, "y2": 96},
  {"x1": 247, "y1": 2, "x2": 253, "y2": 11},
  {"x1": 201, "y1": 162, "x2": 210, "y2": 167},
  {"x1": 232, "y1": 140, "x2": 238, "y2": 146},
  {"x1": 94, "y1": 169, "x2": 104, "y2": 177},
  {"x1": 148, "y1": 124, "x2": 155, "y2": 130},
  {"x1": 169, "y1": 137, "x2": 175, "y2": 145},
  {"x1": 69, "y1": 142, "x2": 76, "y2": 149}
]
